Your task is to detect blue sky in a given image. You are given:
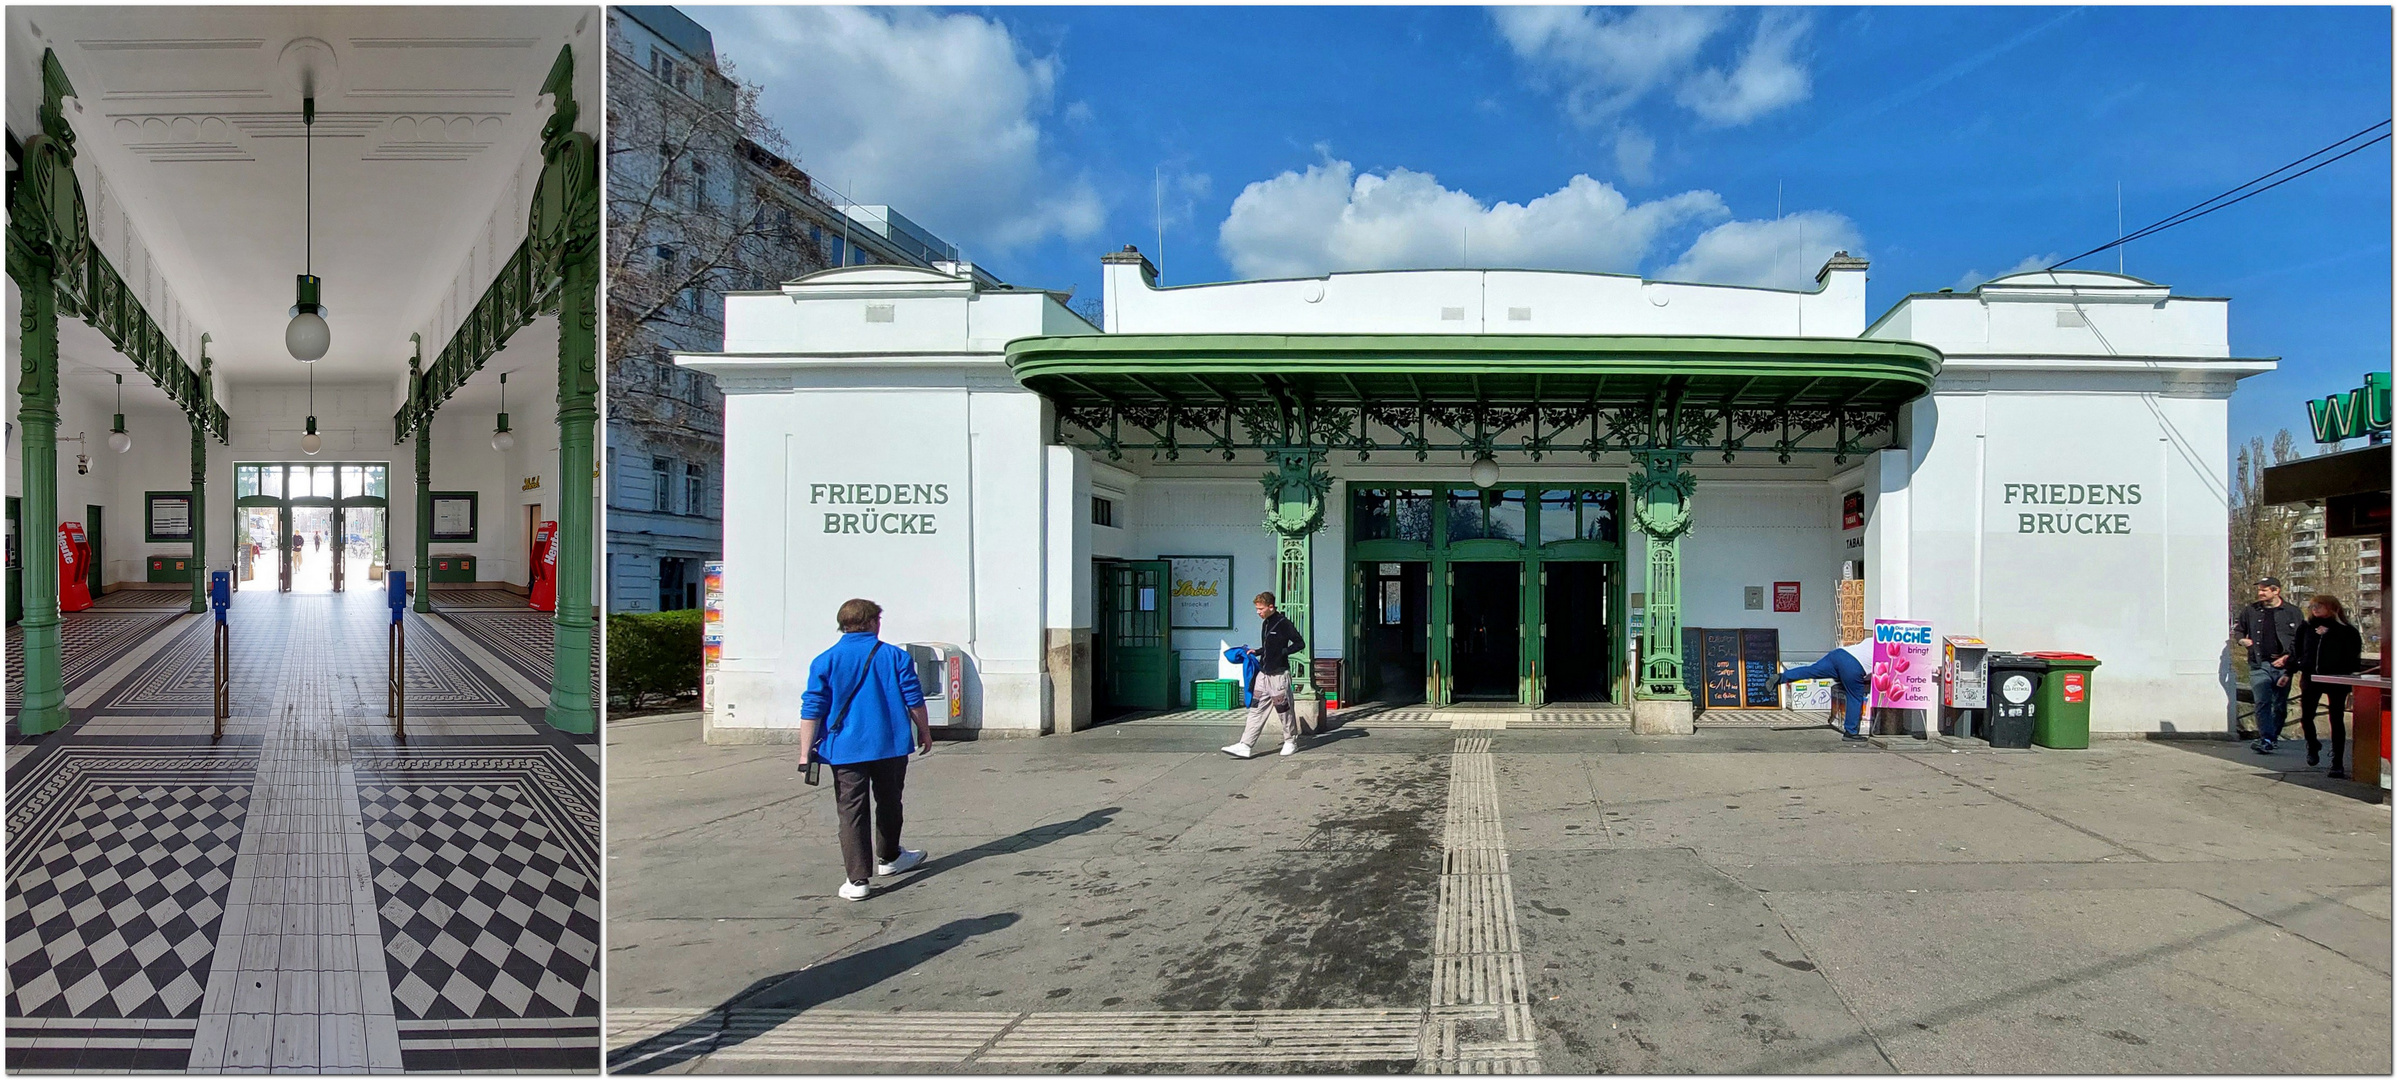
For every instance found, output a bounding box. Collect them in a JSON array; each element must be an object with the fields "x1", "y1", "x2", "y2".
[{"x1": 703, "y1": 5, "x2": 2392, "y2": 454}]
